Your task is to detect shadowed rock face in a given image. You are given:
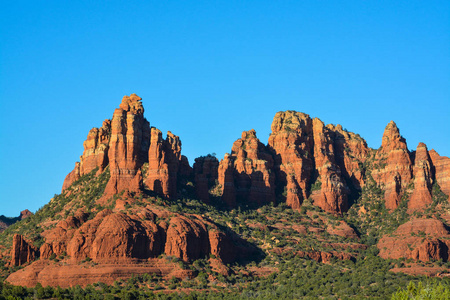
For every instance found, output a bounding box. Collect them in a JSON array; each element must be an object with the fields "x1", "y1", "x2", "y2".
[
  {"x1": 218, "y1": 130, "x2": 276, "y2": 207},
  {"x1": 144, "y1": 128, "x2": 184, "y2": 199},
  {"x1": 193, "y1": 155, "x2": 219, "y2": 203},
  {"x1": 11, "y1": 234, "x2": 38, "y2": 266},
  {"x1": 372, "y1": 121, "x2": 413, "y2": 210}
]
